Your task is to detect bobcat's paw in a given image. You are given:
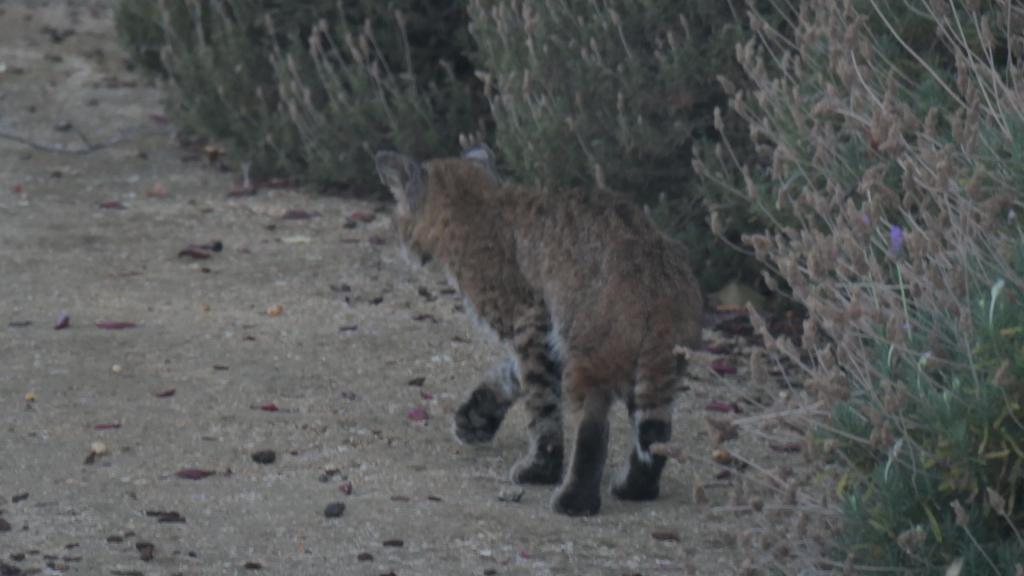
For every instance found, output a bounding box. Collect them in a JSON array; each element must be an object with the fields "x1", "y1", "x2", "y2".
[
  {"x1": 510, "y1": 446, "x2": 563, "y2": 485},
  {"x1": 453, "y1": 387, "x2": 509, "y2": 445},
  {"x1": 551, "y1": 483, "x2": 601, "y2": 516},
  {"x1": 611, "y1": 473, "x2": 660, "y2": 501}
]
